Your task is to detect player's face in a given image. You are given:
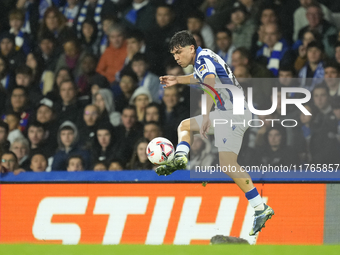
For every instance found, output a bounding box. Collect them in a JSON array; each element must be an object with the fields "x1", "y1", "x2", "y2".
[
  {"x1": 278, "y1": 71, "x2": 294, "y2": 86},
  {"x1": 313, "y1": 88, "x2": 329, "y2": 110},
  {"x1": 121, "y1": 109, "x2": 137, "y2": 129},
  {"x1": 137, "y1": 142, "x2": 148, "y2": 163},
  {"x1": 67, "y1": 158, "x2": 83, "y2": 172},
  {"x1": 83, "y1": 105, "x2": 99, "y2": 126},
  {"x1": 37, "y1": 105, "x2": 53, "y2": 124},
  {"x1": 324, "y1": 67, "x2": 339, "y2": 87},
  {"x1": 156, "y1": 7, "x2": 172, "y2": 28},
  {"x1": 268, "y1": 129, "x2": 282, "y2": 148},
  {"x1": 170, "y1": 45, "x2": 195, "y2": 68},
  {"x1": 60, "y1": 130, "x2": 75, "y2": 148},
  {"x1": 30, "y1": 154, "x2": 47, "y2": 172},
  {"x1": 216, "y1": 32, "x2": 231, "y2": 52},
  {"x1": 97, "y1": 130, "x2": 111, "y2": 149},
  {"x1": 307, "y1": 47, "x2": 322, "y2": 64}
]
